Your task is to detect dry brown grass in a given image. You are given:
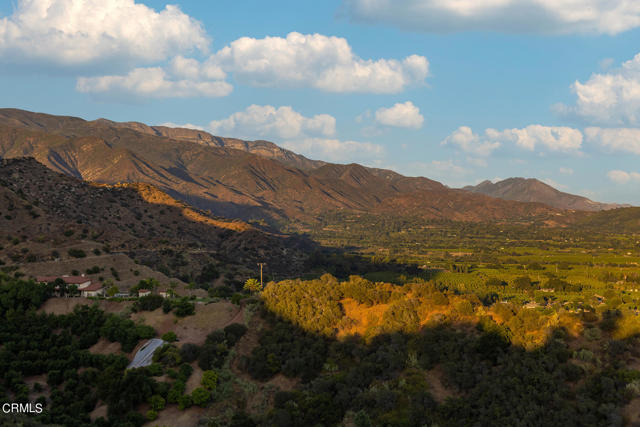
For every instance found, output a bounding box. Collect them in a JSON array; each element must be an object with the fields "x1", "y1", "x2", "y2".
[
  {"x1": 172, "y1": 302, "x2": 241, "y2": 345},
  {"x1": 144, "y1": 404, "x2": 207, "y2": 427},
  {"x1": 623, "y1": 397, "x2": 640, "y2": 426},
  {"x1": 21, "y1": 253, "x2": 184, "y2": 289},
  {"x1": 89, "y1": 338, "x2": 124, "y2": 356},
  {"x1": 425, "y1": 367, "x2": 457, "y2": 404},
  {"x1": 39, "y1": 297, "x2": 132, "y2": 315},
  {"x1": 185, "y1": 364, "x2": 204, "y2": 395}
]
